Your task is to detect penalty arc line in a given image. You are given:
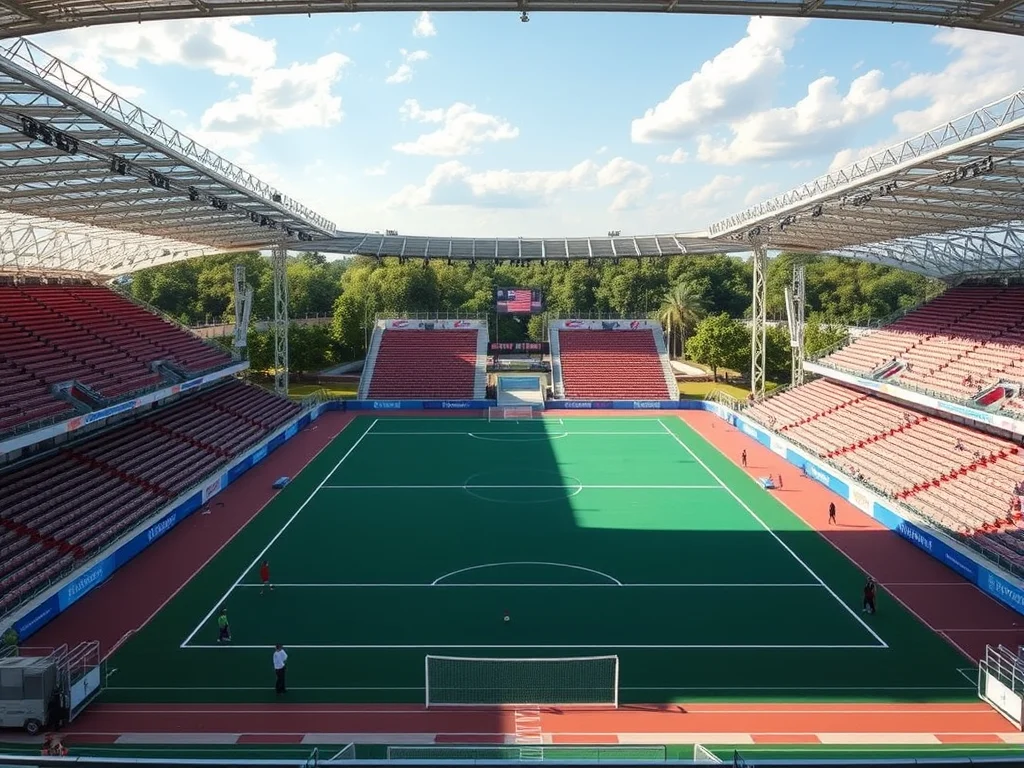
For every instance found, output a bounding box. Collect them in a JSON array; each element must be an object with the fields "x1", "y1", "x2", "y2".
[
  {"x1": 180, "y1": 418, "x2": 379, "y2": 648},
  {"x1": 656, "y1": 418, "x2": 889, "y2": 650},
  {"x1": 231, "y1": 582, "x2": 826, "y2": 588}
]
